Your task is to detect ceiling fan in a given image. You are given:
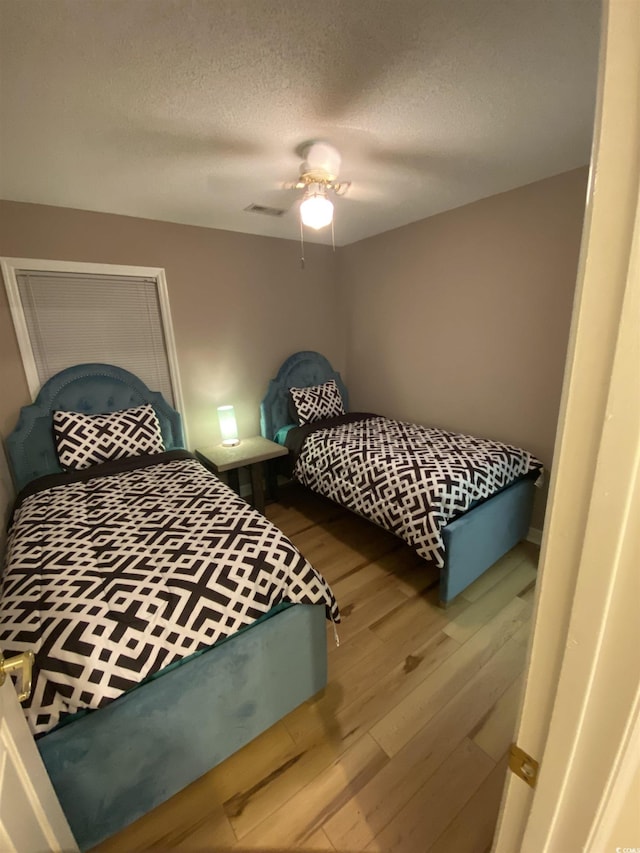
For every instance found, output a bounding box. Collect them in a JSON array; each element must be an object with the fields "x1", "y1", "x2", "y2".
[{"x1": 291, "y1": 141, "x2": 351, "y2": 231}]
